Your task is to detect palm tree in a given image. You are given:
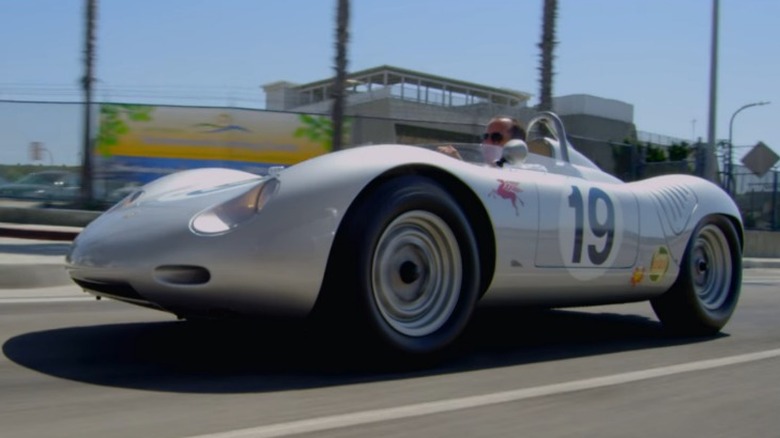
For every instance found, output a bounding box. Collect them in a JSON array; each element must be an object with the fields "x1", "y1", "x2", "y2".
[
  {"x1": 80, "y1": 0, "x2": 97, "y2": 205},
  {"x1": 537, "y1": 0, "x2": 558, "y2": 112},
  {"x1": 331, "y1": 0, "x2": 350, "y2": 151}
]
